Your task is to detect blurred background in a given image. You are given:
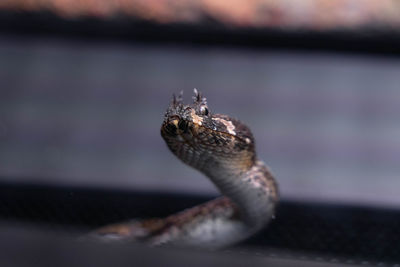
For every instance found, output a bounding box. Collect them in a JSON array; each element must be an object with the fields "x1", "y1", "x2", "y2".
[{"x1": 1, "y1": 1, "x2": 400, "y2": 266}]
